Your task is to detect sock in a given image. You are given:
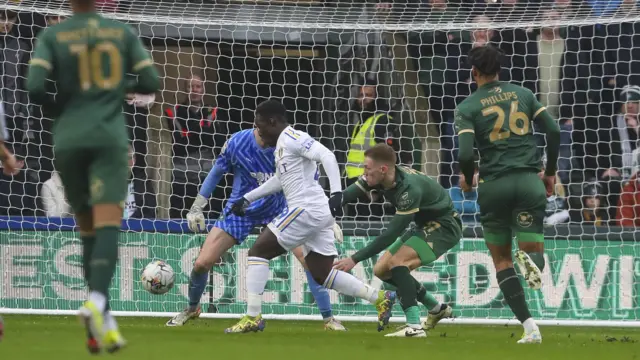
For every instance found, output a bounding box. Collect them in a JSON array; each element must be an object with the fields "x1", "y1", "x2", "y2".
[
  {"x1": 247, "y1": 257, "x2": 270, "y2": 317},
  {"x1": 405, "y1": 306, "x2": 422, "y2": 327},
  {"x1": 305, "y1": 270, "x2": 332, "y2": 319},
  {"x1": 104, "y1": 311, "x2": 118, "y2": 332},
  {"x1": 528, "y1": 252, "x2": 546, "y2": 272},
  {"x1": 416, "y1": 284, "x2": 441, "y2": 311},
  {"x1": 324, "y1": 268, "x2": 379, "y2": 303},
  {"x1": 383, "y1": 278, "x2": 398, "y2": 290},
  {"x1": 497, "y1": 268, "x2": 532, "y2": 323},
  {"x1": 89, "y1": 291, "x2": 107, "y2": 312},
  {"x1": 89, "y1": 226, "x2": 119, "y2": 312},
  {"x1": 81, "y1": 235, "x2": 96, "y2": 284},
  {"x1": 188, "y1": 269, "x2": 208, "y2": 311},
  {"x1": 370, "y1": 277, "x2": 384, "y2": 291},
  {"x1": 523, "y1": 318, "x2": 538, "y2": 333},
  {"x1": 391, "y1": 266, "x2": 418, "y2": 310}
]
